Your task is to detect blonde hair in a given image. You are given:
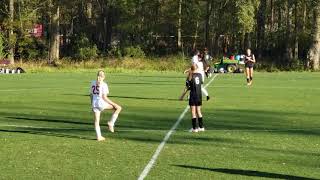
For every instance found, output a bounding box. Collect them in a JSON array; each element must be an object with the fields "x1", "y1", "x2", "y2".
[{"x1": 96, "y1": 70, "x2": 105, "y2": 85}]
